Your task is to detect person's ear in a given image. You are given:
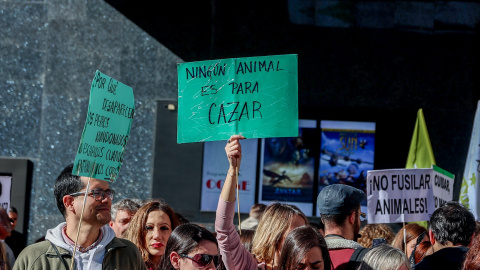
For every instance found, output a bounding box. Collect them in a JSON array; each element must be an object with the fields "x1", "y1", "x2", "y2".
[
  {"x1": 170, "y1": 251, "x2": 181, "y2": 269},
  {"x1": 109, "y1": 220, "x2": 114, "y2": 227},
  {"x1": 63, "y1": 195, "x2": 76, "y2": 214},
  {"x1": 348, "y1": 211, "x2": 356, "y2": 225},
  {"x1": 428, "y1": 230, "x2": 435, "y2": 245}
]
